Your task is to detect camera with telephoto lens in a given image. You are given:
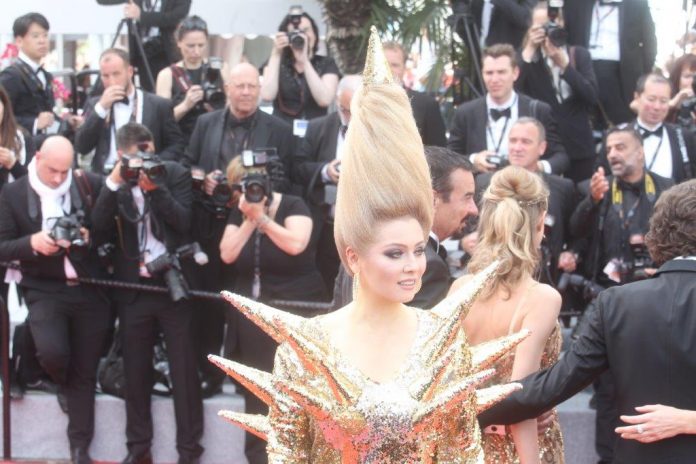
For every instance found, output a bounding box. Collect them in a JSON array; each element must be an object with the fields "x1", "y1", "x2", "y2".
[
  {"x1": 543, "y1": 0, "x2": 568, "y2": 48},
  {"x1": 238, "y1": 148, "x2": 276, "y2": 203},
  {"x1": 201, "y1": 57, "x2": 225, "y2": 107},
  {"x1": 120, "y1": 151, "x2": 167, "y2": 185},
  {"x1": 486, "y1": 154, "x2": 510, "y2": 169},
  {"x1": 557, "y1": 272, "x2": 605, "y2": 301},
  {"x1": 287, "y1": 5, "x2": 306, "y2": 51},
  {"x1": 145, "y1": 242, "x2": 209, "y2": 302},
  {"x1": 49, "y1": 212, "x2": 86, "y2": 249},
  {"x1": 618, "y1": 241, "x2": 655, "y2": 283}
]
